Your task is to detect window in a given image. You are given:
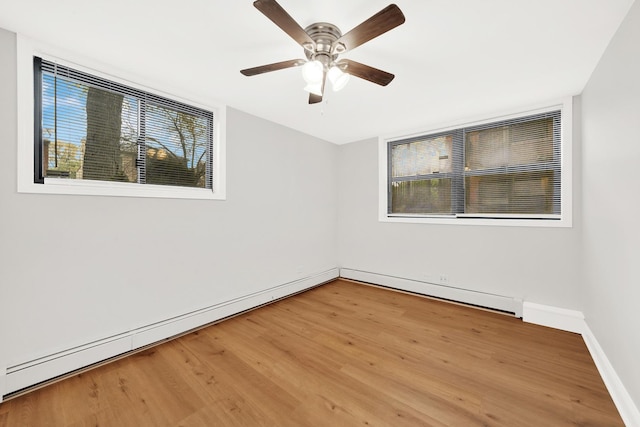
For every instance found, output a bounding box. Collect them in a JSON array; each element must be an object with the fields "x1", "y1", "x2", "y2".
[
  {"x1": 380, "y1": 102, "x2": 572, "y2": 227},
  {"x1": 34, "y1": 57, "x2": 214, "y2": 192},
  {"x1": 17, "y1": 37, "x2": 225, "y2": 201}
]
